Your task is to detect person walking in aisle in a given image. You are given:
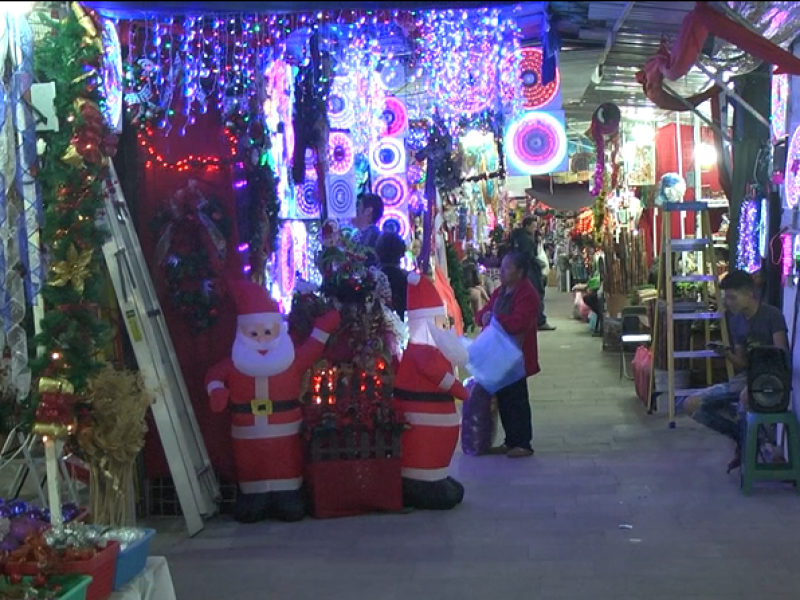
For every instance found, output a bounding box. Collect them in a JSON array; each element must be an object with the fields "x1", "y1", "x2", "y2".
[
  {"x1": 510, "y1": 216, "x2": 555, "y2": 331},
  {"x1": 475, "y1": 252, "x2": 541, "y2": 458}
]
